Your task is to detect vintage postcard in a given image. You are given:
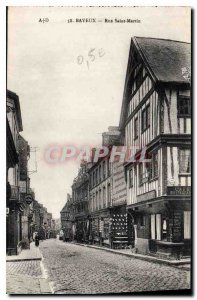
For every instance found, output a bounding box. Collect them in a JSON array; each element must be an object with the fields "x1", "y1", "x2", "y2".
[{"x1": 6, "y1": 6, "x2": 191, "y2": 295}]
